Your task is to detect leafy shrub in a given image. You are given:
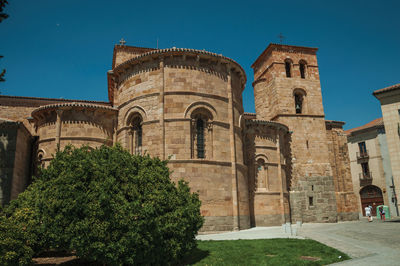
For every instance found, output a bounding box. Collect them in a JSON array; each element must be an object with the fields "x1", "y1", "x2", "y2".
[
  {"x1": 8, "y1": 144, "x2": 203, "y2": 265},
  {"x1": 0, "y1": 214, "x2": 33, "y2": 266}
]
